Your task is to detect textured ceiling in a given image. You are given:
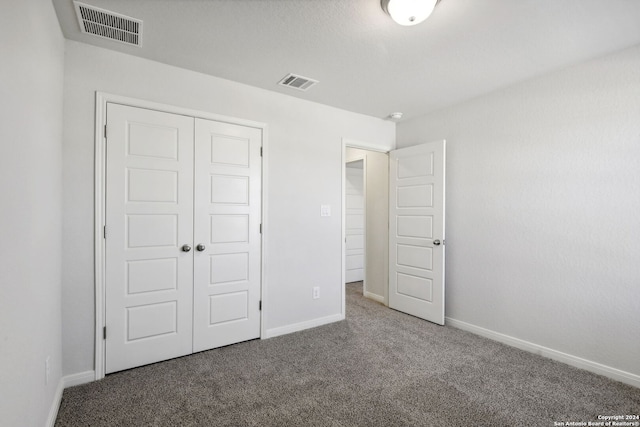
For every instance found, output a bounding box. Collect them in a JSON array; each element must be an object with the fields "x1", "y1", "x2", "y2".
[{"x1": 52, "y1": 0, "x2": 640, "y2": 121}]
